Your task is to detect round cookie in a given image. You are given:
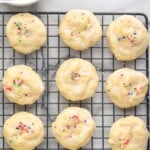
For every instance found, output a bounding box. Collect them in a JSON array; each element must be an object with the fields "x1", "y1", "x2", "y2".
[
  {"x1": 6, "y1": 13, "x2": 46, "y2": 54},
  {"x1": 3, "y1": 112, "x2": 44, "y2": 150},
  {"x1": 59, "y1": 9, "x2": 102, "y2": 50},
  {"x1": 55, "y1": 58, "x2": 99, "y2": 101},
  {"x1": 106, "y1": 15, "x2": 148, "y2": 61},
  {"x1": 109, "y1": 116, "x2": 149, "y2": 150},
  {"x1": 2, "y1": 65, "x2": 44, "y2": 105},
  {"x1": 105, "y1": 68, "x2": 148, "y2": 108},
  {"x1": 52, "y1": 107, "x2": 96, "y2": 150}
]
